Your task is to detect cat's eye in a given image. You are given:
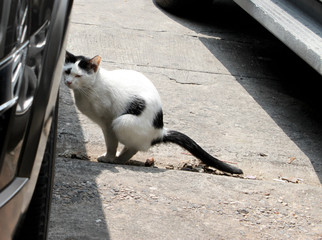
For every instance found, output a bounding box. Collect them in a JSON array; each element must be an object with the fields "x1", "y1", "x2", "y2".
[
  {"x1": 75, "y1": 74, "x2": 82, "y2": 78},
  {"x1": 64, "y1": 69, "x2": 71, "y2": 75}
]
